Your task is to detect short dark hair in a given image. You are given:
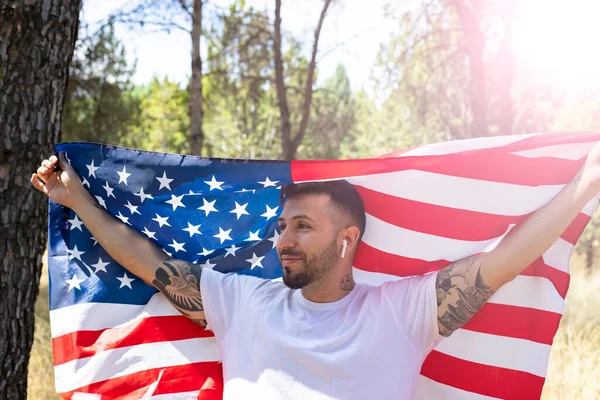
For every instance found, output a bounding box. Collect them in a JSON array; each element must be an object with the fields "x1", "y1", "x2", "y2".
[{"x1": 280, "y1": 180, "x2": 366, "y2": 240}]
